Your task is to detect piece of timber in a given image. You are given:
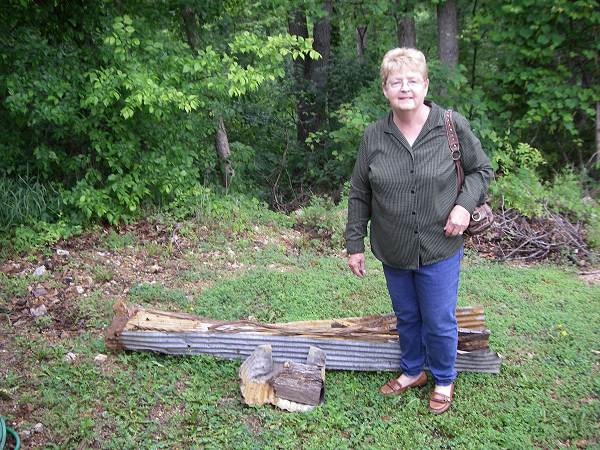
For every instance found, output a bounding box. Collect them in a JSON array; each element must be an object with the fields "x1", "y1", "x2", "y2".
[
  {"x1": 106, "y1": 302, "x2": 502, "y2": 374},
  {"x1": 272, "y1": 361, "x2": 324, "y2": 406}
]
